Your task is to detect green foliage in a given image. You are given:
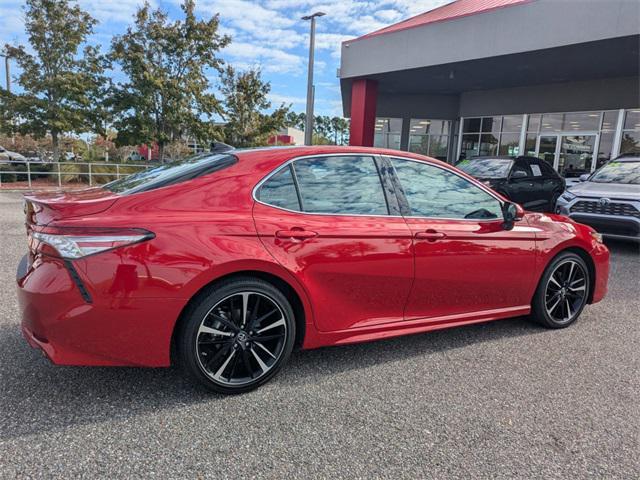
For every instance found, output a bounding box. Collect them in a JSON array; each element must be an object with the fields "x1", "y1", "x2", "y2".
[
  {"x1": 0, "y1": 0, "x2": 108, "y2": 161},
  {"x1": 284, "y1": 112, "x2": 350, "y2": 145},
  {"x1": 109, "y1": 0, "x2": 229, "y2": 161},
  {"x1": 220, "y1": 66, "x2": 289, "y2": 148}
]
